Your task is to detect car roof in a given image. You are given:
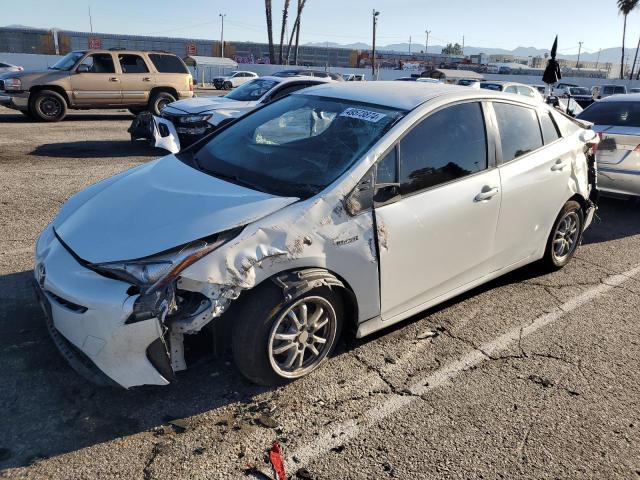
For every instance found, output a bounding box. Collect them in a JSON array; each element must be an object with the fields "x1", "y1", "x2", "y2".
[
  {"x1": 259, "y1": 75, "x2": 333, "y2": 85},
  {"x1": 597, "y1": 93, "x2": 640, "y2": 102},
  {"x1": 295, "y1": 81, "x2": 543, "y2": 110}
]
